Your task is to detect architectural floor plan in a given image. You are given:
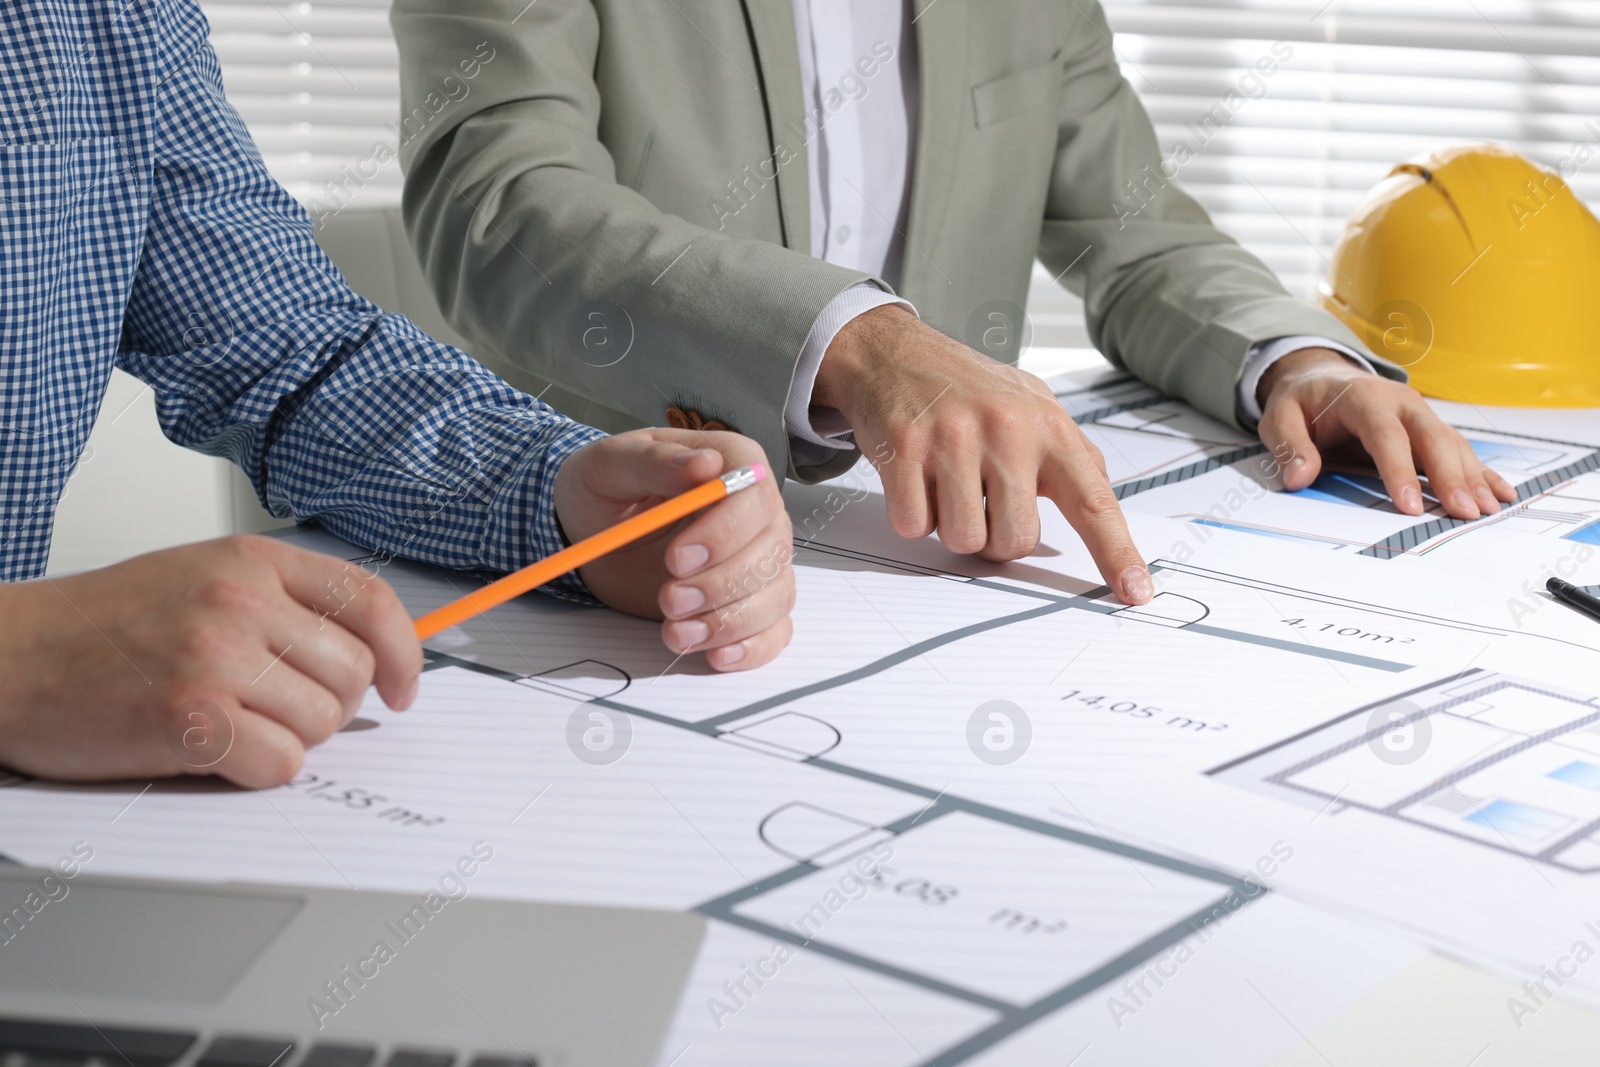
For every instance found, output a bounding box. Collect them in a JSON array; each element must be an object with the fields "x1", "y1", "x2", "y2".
[{"x1": 7, "y1": 373, "x2": 1600, "y2": 1062}]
